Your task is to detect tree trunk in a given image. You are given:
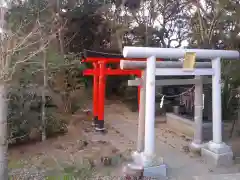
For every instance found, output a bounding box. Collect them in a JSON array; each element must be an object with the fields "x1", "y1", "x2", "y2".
[
  {"x1": 58, "y1": 30, "x2": 64, "y2": 55},
  {"x1": 41, "y1": 43, "x2": 47, "y2": 141},
  {"x1": 0, "y1": 83, "x2": 8, "y2": 179},
  {"x1": 0, "y1": 4, "x2": 8, "y2": 179}
]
